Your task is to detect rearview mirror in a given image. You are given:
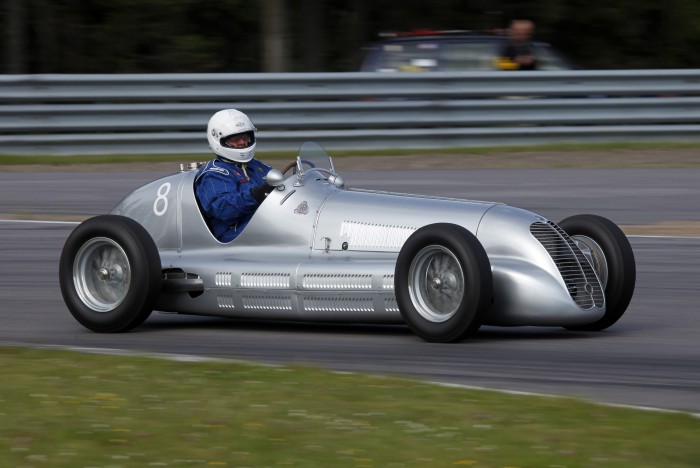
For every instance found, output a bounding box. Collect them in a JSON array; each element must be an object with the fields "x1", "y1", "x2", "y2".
[{"x1": 265, "y1": 169, "x2": 284, "y2": 187}]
